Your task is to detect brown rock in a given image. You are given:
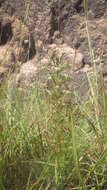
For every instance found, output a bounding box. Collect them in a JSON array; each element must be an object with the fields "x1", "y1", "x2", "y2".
[
  {"x1": 48, "y1": 43, "x2": 84, "y2": 71},
  {"x1": 17, "y1": 61, "x2": 37, "y2": 87},
  {"x1": 0, "y1": 66, "x2": 8, "y2": 79}
]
